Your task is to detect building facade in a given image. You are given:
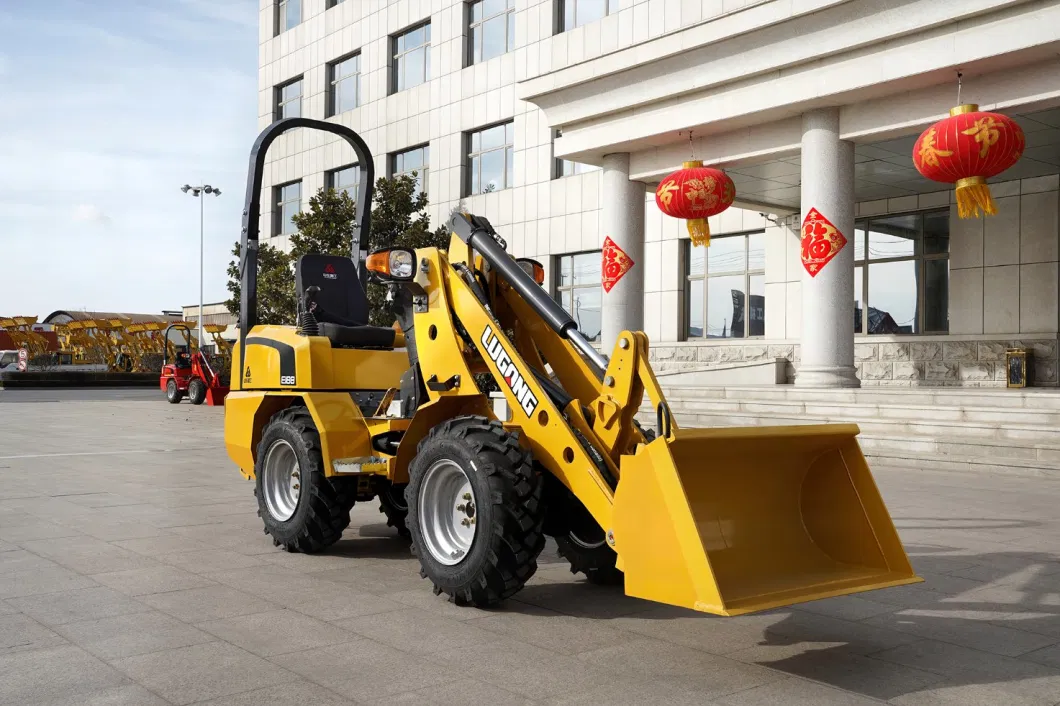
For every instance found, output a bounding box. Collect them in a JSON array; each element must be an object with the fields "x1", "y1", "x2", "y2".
[{"x1": 257, "y1": 0, "x2": 1060, "y2": 387}]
